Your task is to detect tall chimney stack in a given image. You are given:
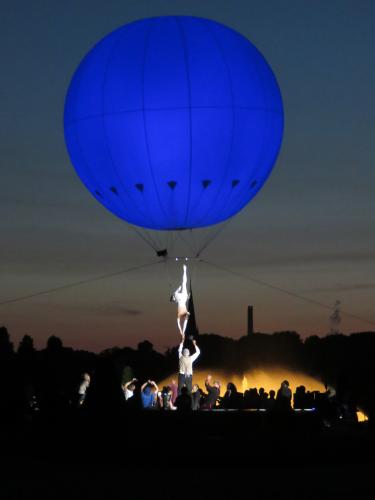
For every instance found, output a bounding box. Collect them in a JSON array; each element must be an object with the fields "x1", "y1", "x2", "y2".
[{"x1": 247, "y1": 305, "x2": 254, "y2": 335}]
